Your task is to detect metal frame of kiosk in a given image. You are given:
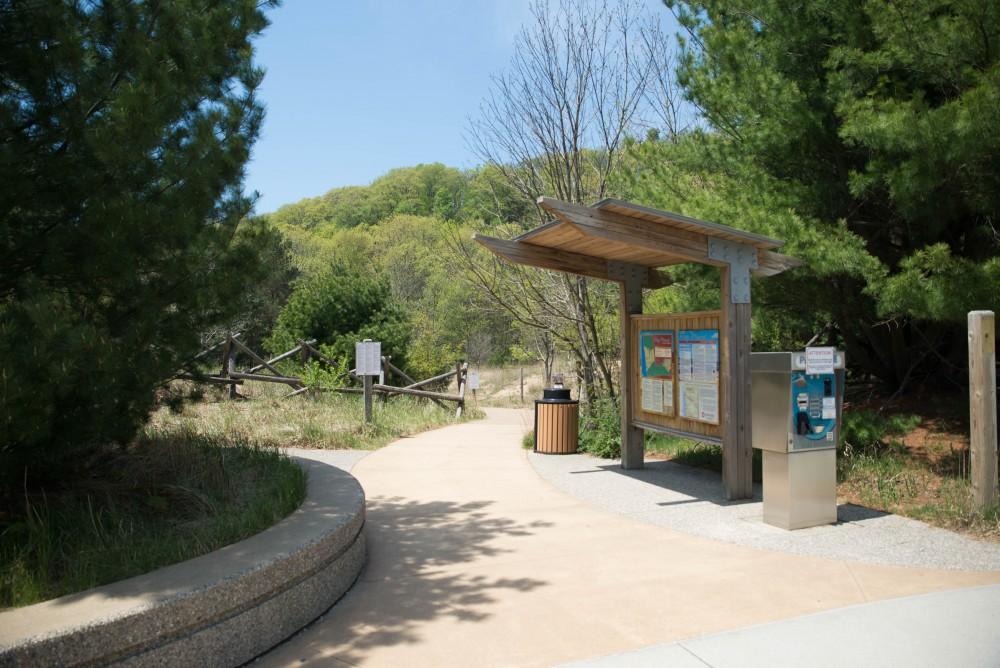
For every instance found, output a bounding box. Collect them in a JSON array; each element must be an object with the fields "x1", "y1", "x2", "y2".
[{"x1": 751, "y1": 350, "x2": 845, "y2": 530}]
